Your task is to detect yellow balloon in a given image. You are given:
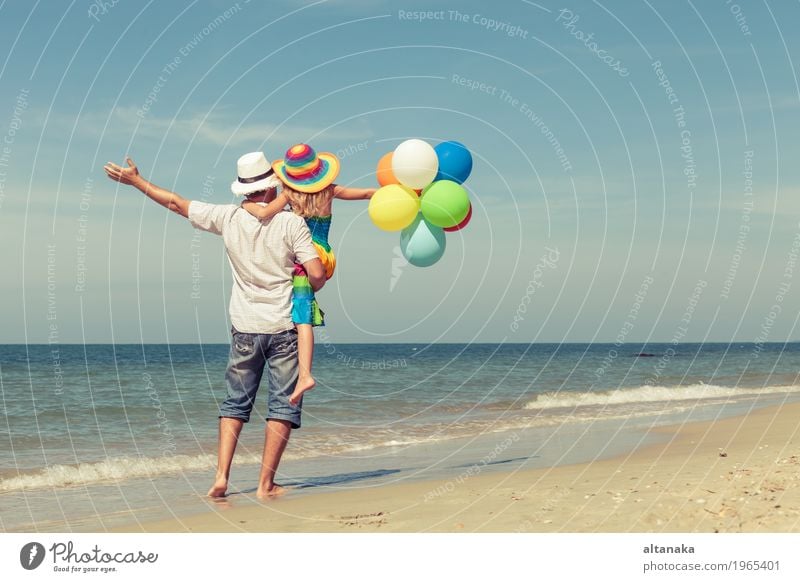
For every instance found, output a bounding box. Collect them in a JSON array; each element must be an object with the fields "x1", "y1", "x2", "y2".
[{"x1": 368, "y1": 184, "x2": 420, "y2": 231}]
